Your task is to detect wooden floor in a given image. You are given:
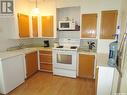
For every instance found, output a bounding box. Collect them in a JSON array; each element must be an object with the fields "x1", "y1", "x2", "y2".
[{"x1": 8, "y1": 72, "x2": 95, "y2": 95}]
